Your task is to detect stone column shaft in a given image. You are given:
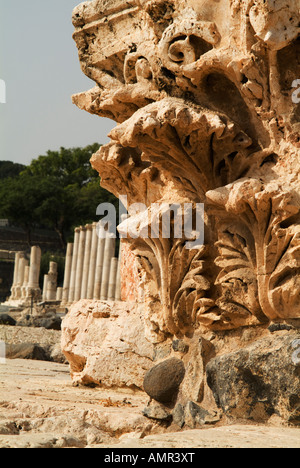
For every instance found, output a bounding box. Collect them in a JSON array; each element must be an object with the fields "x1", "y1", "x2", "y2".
[
  {"x1": 27, "y1": 246, "x2": 41, "y2": 289},
  {"x1": 46, "y1": 261, "x2": 58, "y2": 301},
  {"x1": 74, "y1": 227, "x2": 86, "y2": 302},
  {"x1": 81, "y1": 224, "x2": 93, "y2": 299},
  {"x1": 87, "y1": 223, "x2": 98, "y2": 300},
  {"x1": 115, "y1": 242, "x2": 122, "y2": 301},
  {"x1": 61, "y1": 243, "x2": 73, "y2": 305},
  {"x1": 93, "y1": 224, "x2": 106, "y2": 300},
  {"x1": 15, "y1": 255, "x2": 27, "y2": 299},
  {"x1": 68, "y1": 228, "x2": 80, "y2": 303},
  {"x1": 100, "y1": 234, "x2": 116, "y2": 300},
  {"x1": 10, "y1": 252, "x2": 22, "y2": 299},
  {"x1": 108, "y1": 257, "x2": 118, "y2": 300},
  {"x1": 12, "y1": 252, "x2": 21, "y2": 286},
  {"x1": 42, "y1": 275, "x2": 49, "y2": 302},
  {"x1": 22, "y1": 265, "x2": 30, "y2": 299},
  {"x1": 56, "y1": 287, "x2": 63, "y2": 302}
]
